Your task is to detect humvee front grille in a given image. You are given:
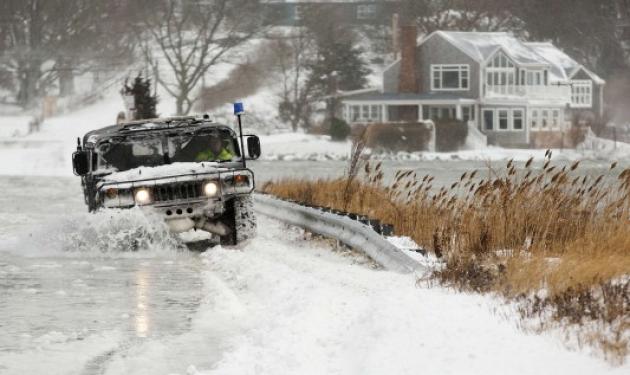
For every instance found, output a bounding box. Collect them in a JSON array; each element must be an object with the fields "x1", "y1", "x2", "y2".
[{"x1": 153, "y1": 182, "x2": 203, "y2": 202}]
